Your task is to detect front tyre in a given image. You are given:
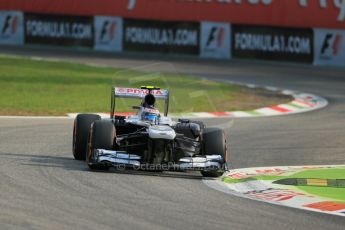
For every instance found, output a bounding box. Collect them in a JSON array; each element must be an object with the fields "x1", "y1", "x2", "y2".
[
  {"x1": 201, "y1": 127, "x2": 228, "y2": 178},
  {"x1": 73, "y1": 114, "x2": 101, "y2": 160},
  {"x1": 86, "y1": 120, "x2": 116, "y2": 171}
]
